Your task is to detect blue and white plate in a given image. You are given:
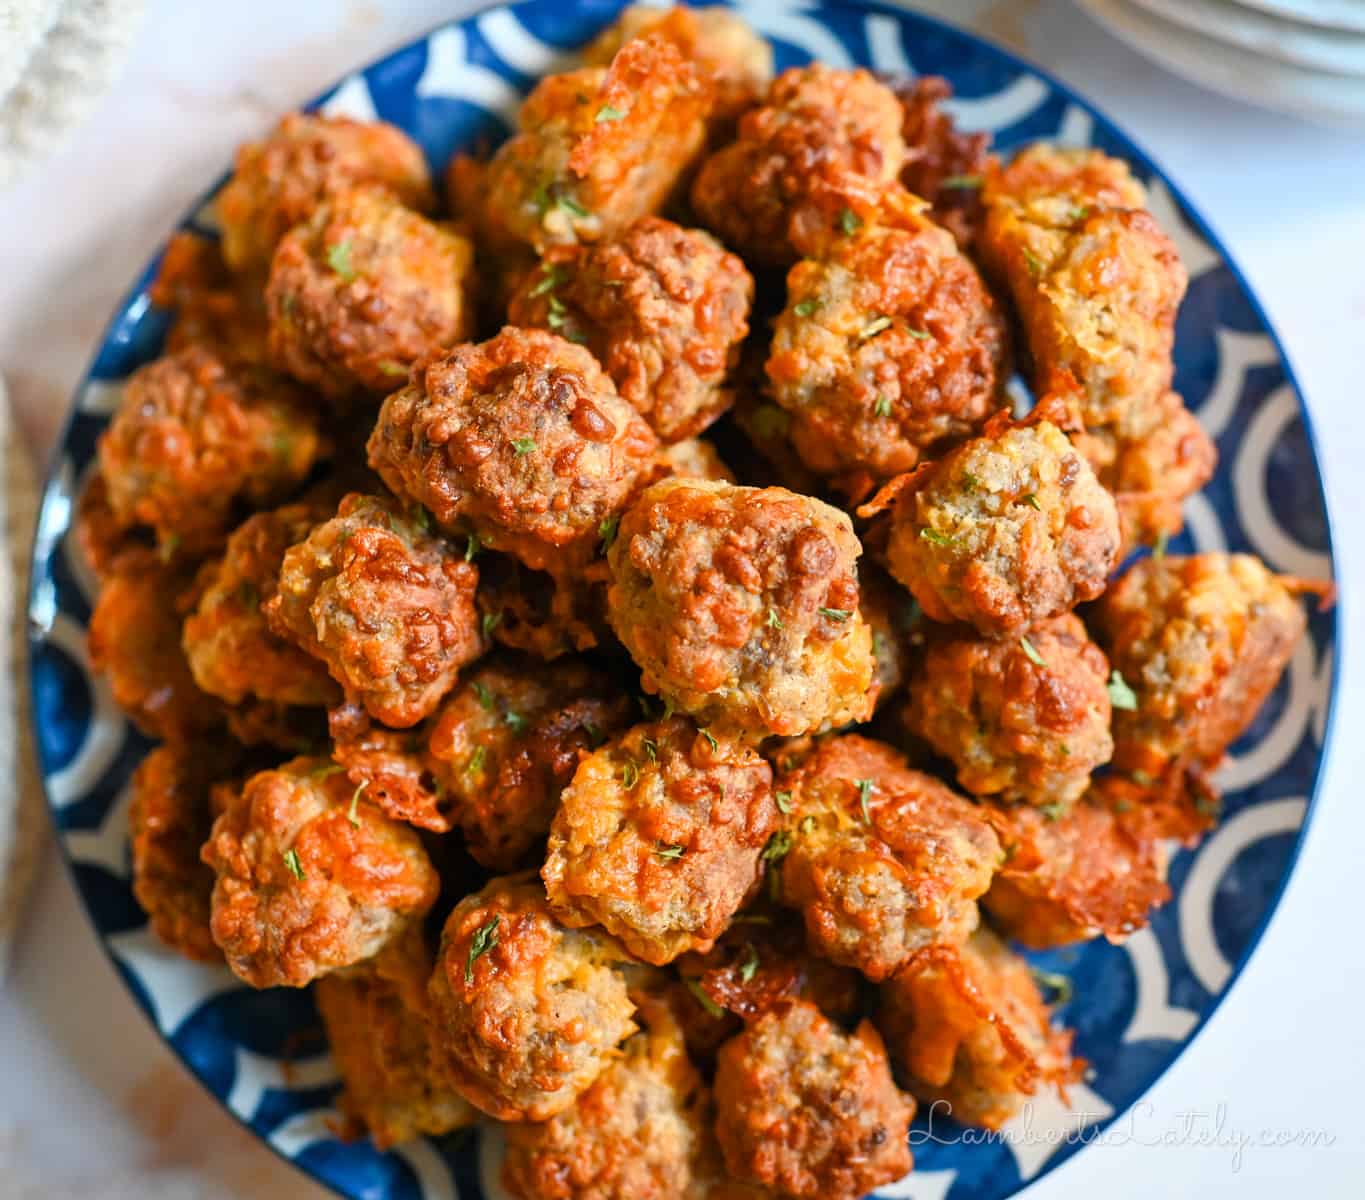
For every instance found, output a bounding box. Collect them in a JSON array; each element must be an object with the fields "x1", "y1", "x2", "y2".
[{"x1": 26, "y1": 2, "x2": 1338, "y2": 1198}]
